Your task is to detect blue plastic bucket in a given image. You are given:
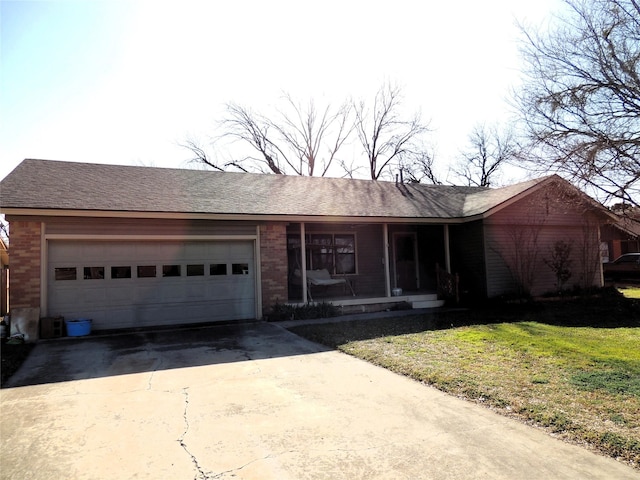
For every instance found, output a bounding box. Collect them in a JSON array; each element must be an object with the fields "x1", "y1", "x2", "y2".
[{"x1": 65, "y1": 319, "x2": 92, "y2": 337}]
